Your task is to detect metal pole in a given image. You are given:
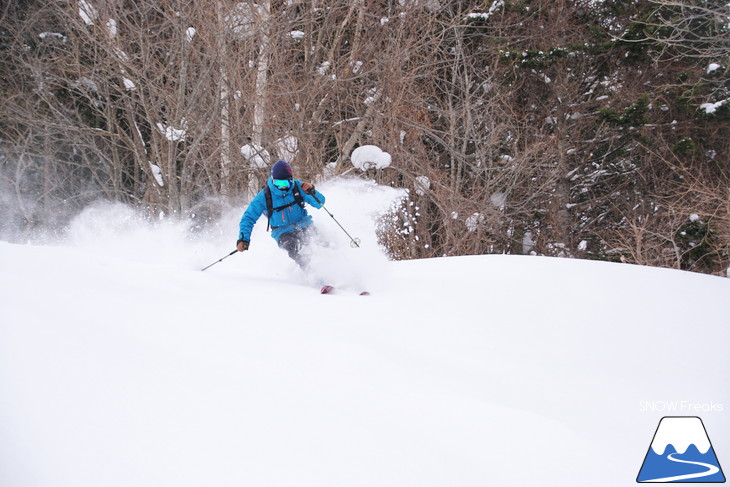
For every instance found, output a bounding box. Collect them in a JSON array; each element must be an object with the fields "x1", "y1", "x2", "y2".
[
  {"x1": 310, "y1": 193, "x2": 360, "y2": 248},
  {"x1": 201, "y1": 249, "x2": 238, "y2": 271}
]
